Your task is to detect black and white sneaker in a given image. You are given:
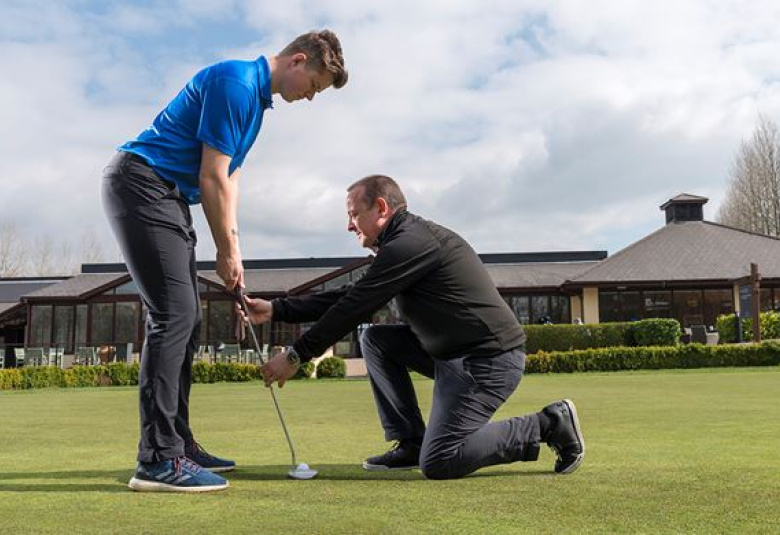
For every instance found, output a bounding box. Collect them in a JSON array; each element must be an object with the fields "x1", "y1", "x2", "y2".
[
  {"x1": 542, "y1": 399, "x2": 585, "y2": 474},
  {"x1": 362, "y1": 440, "x2": 421, "y2": 471}
]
